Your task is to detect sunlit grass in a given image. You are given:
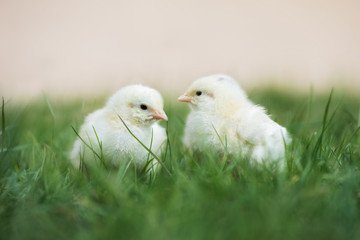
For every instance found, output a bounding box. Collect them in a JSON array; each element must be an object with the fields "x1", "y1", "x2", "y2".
[{"x1": 0, "y1": 89, "x2": 359, "y2": 240}]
